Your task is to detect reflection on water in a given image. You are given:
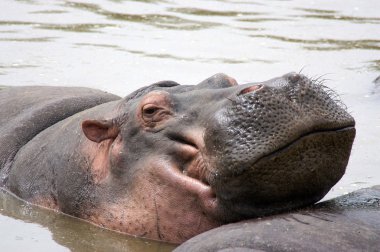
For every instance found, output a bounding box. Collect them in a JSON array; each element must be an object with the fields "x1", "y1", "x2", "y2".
[
  {"x1": 0, "y1": 64, "x2": 38, "y2": 69},
  {"x1": 39, "y1": 23, "x2": 116, "y2": 33},
  {"x1": 0, "y1": 0, "x2": 380, "y2": 251},
  {"x1": 0, "y1": 189, "x2": 175, "y2": 252},
  {"x1": 296, "y1": 7, "x2": 380, "y2": 24},
  {"x1": 64, "y1": 1, "x2": 219, "y2": 30},
  {"x1": 169, "y1": 7, "x2": 262, "y2": 17},
  {"x1": 368, "y1": 60, "x2": 380, "y2": 72},
  {"x1": 30, "y1": 10, "x2": 69, "y2": 14},
  {"x1": 0, "y1": 36, "x2": 57, "y2": 42},
  {"x1": 73, "y1": 43, "x2": 274, "y2": 64},
  {"x1": 0, "y1": 21, "x2": 116, "y2": 33},
  {"x1": 250, "y1": 35, "x2": 380, "y2": 51},
  {"x1": 238, "y1": 17, "x2": 290, "y2": 23},
  {"x1": 296, "y1": 8, "x2": 337, "y2": 14},
  {"x1": 299, "y1": 14, "x2": 380, "y2": 24}
]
